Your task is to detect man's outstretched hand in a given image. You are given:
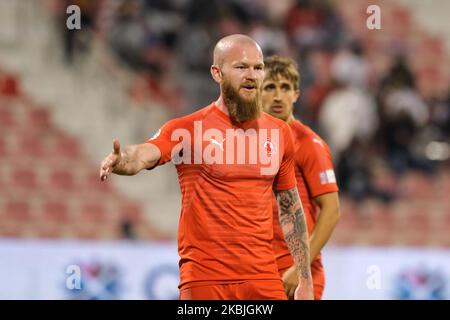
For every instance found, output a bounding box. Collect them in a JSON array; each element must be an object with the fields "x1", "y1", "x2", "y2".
[{"x1": 99, "y1": 139, "x2": 122, "y2": 181}]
